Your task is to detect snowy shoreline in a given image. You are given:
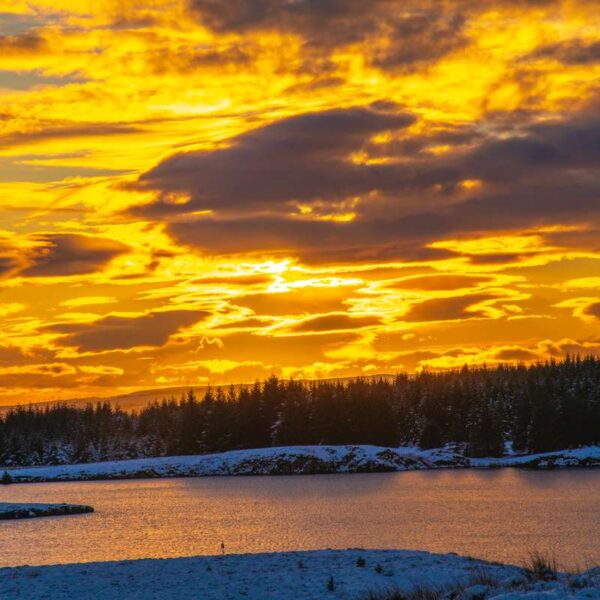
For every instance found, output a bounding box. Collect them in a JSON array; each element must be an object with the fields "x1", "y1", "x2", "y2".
[
  {"x1": 2, "y1": 444, "x2": 599, "y2": 484},
  {"x1": 0, "y1": 502, "x2": 94, "y2": 520},
  {"x1": 0, "y1": 549, "x2": 598, "y2": 599}
]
